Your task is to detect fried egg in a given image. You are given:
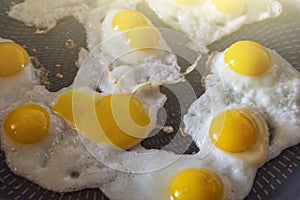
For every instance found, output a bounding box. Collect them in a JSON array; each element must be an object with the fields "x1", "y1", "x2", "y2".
[
  {"x1": 0, "y1": 38, "x2": 38, "y2": 110},
  {"x1": 145, "y1": 0, "x2": 282, "y2": 52},
  {"x1": 100, "y1": 9, "x2": 173, "y2": 64},
  {"x1": 0, "y1": 86, "x2": 117, "y2": 192},
  {"x1": 75, "y1": 6, "x2": 185, "y2": 94},
  {"x1": 183, "y1": 41, "x2": 300, "y2": 198},
  {"x1": 76, "y1": 0, "x2": 143, "y2": 50},
  {"x1": 100, "y1": 146, "x2": 259, "y2": 200}
]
